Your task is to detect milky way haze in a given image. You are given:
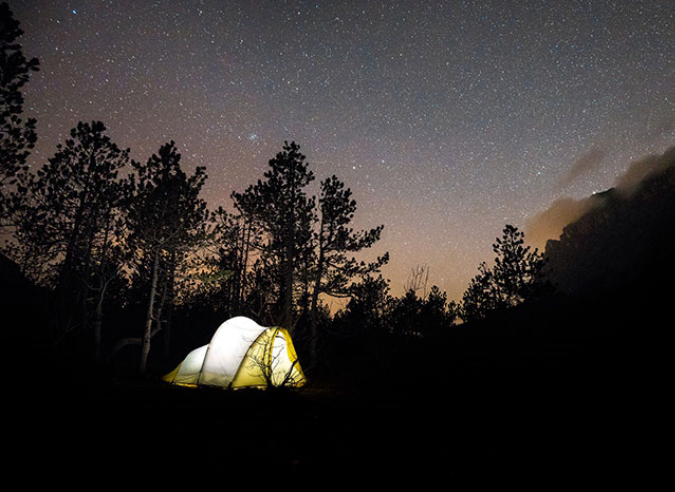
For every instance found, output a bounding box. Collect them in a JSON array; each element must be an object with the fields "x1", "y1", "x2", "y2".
[{"x1": 10, "y1": 0, "x2": 675, "y2": 304}]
